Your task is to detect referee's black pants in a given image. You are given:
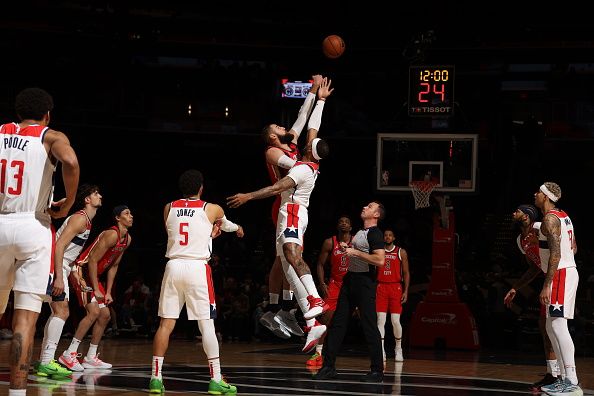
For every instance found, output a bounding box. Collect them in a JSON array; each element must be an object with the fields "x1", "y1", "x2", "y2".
[{"x1": 321, "y1": 271, "x2": 383, "y2": 373}]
